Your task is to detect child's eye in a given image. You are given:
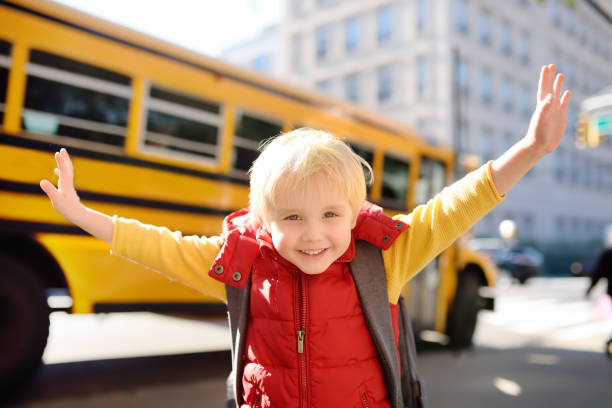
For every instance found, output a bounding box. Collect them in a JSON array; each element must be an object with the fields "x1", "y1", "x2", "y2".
[
  {"x1": 285, "y1": 214, "x2": 300, "y2": 221},
  {"x1": 324, "y1": 211, "x2": 337, "y2": 218}
]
